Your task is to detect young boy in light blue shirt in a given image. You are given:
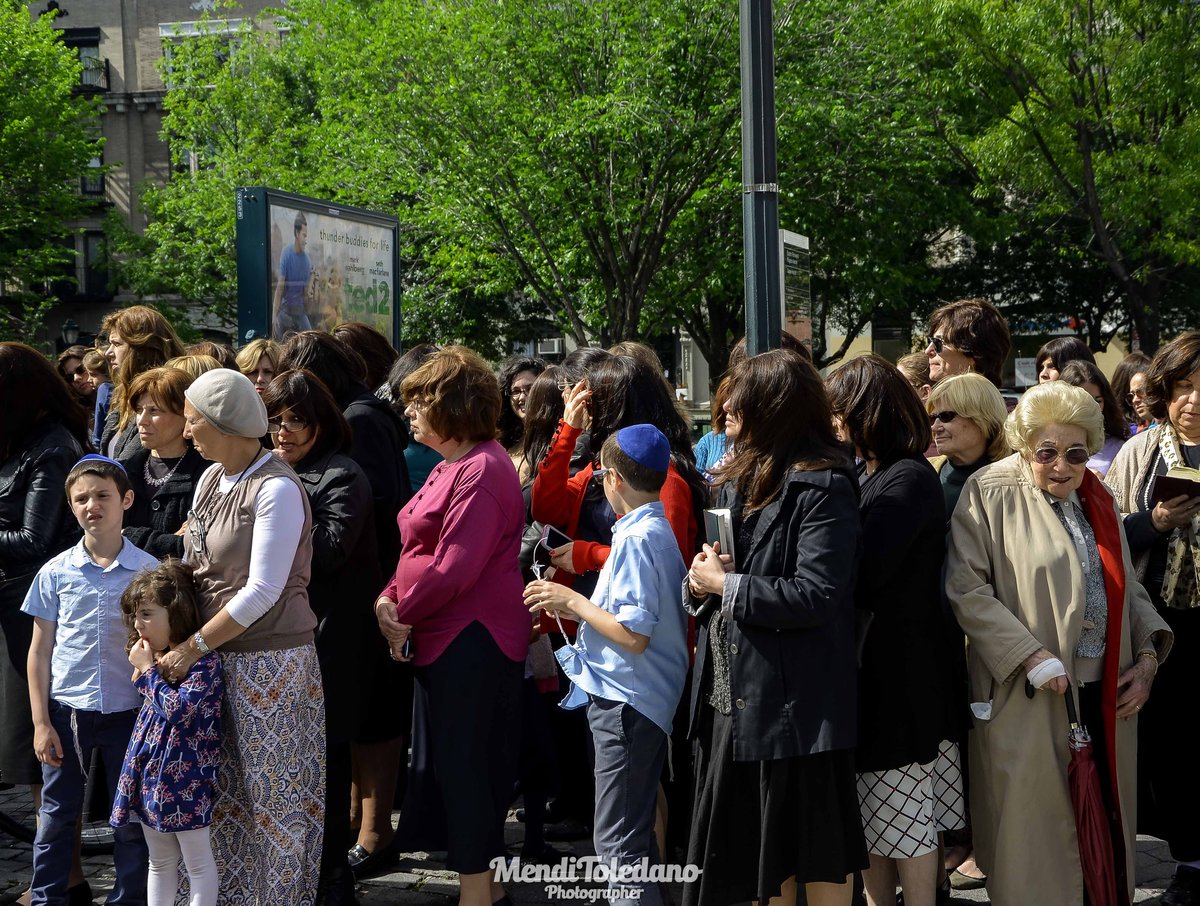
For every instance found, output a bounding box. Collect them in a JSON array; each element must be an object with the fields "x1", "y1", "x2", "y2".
[
  {"x1": 23, "y1": 454, "x2": 156, "y2": 905},
  {"x1": 526, "y1": 425, "x2": 688, "y2": 906}
]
